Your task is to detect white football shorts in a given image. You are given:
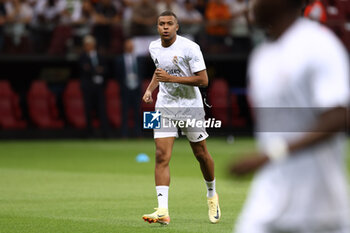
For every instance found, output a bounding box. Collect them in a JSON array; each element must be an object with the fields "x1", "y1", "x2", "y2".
[{"x1": 153, "y1": 117, "x2": 209, "y2": 142}]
